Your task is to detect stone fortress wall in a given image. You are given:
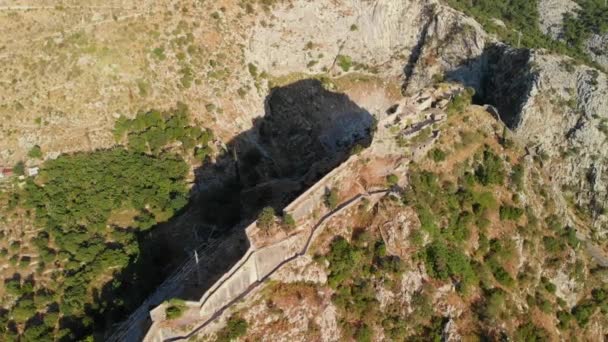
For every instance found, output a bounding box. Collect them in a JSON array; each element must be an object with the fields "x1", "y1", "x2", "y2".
[{"x1": 141, "y1": 84, "x2": 462, "y2": 342}]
